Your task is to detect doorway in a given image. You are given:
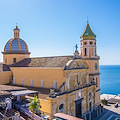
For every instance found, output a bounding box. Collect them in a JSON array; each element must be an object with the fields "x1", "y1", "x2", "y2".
[{"x1": 75, "y1": 98, "x2": 82, "y2": 118}]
